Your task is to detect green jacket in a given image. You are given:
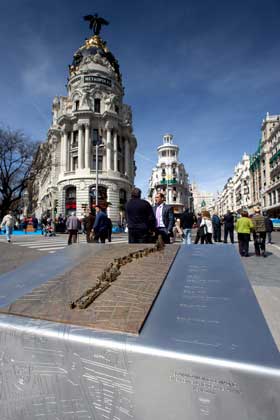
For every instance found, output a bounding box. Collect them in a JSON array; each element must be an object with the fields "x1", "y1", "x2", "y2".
[{"x1": 235, "y1": 217, "x2": 254, "y2": 234}]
